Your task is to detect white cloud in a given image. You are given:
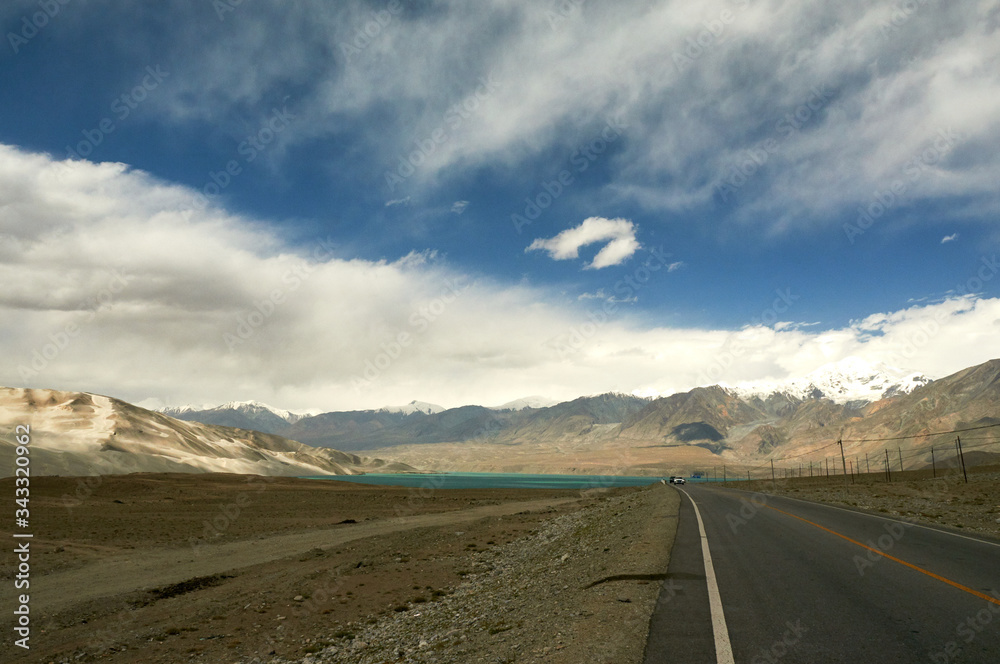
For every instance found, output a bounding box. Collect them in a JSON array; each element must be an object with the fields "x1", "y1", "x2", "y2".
[
  {"x1": 451, "y1": 200, "x2": 469, "y2": 214},
  {"x1": 134, "y1": 0, "x2": 1000, "y2": 234},
  {"x1": 526, "y1": 217, "x2": 640, "y2": 269},
  {"x1": 941, "y1": 233, "x2": 959, "y2": 243},
  {"x1": 2, "y1": 145, "x2": 998, "y2": 412},
  {"x1": 385, "y1": 196, "x2": 410, "y2": 207},
  {"x1": 667, "y1": 261, "x2": 684, "y2": 272}
]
